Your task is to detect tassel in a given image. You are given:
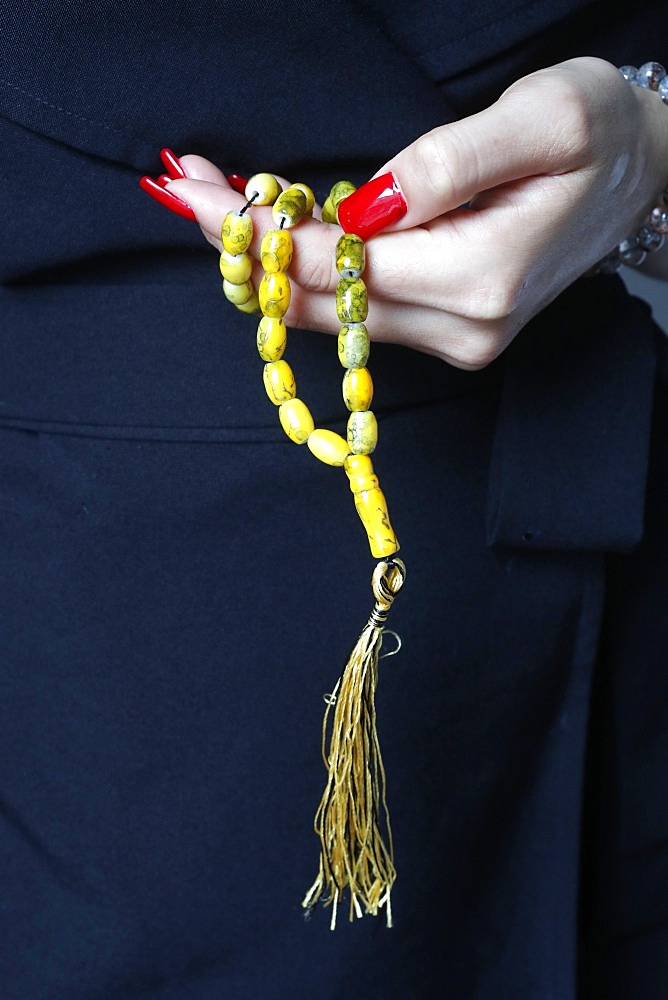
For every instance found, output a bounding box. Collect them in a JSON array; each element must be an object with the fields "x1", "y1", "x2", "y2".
[{"x1": 303, "y1": 557, "x2": 406, "y2": 928}]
